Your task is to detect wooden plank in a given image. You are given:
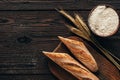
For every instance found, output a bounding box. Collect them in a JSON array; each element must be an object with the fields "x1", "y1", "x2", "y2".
[
  {"x1": 0, "y1": 74, "x2": 56, "y2": 80},
  {"x1": 0, "y1": 0, "x2": 74, "y2": 2},
  {"x1": 0, "y1": 0, "x2": 120, "y2": 10},
  {"x1": 0, "y1": 0, "x2": 84, "y2": 10}
]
